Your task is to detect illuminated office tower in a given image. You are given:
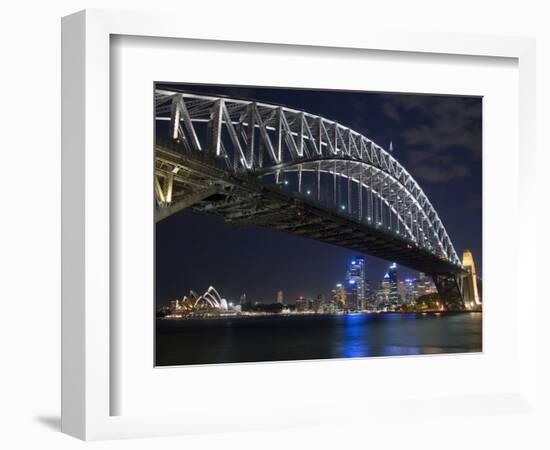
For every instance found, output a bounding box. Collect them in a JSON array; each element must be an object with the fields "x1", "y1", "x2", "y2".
[
  {"x1": 387, "y1": 262, "x2": 400, "y2": 305},
  {"x1": 295, "y1": 296, "x2": 308, "y2": 311},
  {"x1": 345, "y1": 257, "x2": 366, "y2": 311},
  {"x1": 364, "y1": 279, "x2": 374, "y2": 309},
  {"x1": 240, "y1": 292, "x2": 251, "y2": 309},
  {"x1": 276, "y1": 290, "x2": 284, "y2": 304},
  {"x1": 381, "y1": 274, "x2": 391, "y2": 305},
  {"x1": 398, "y1": 280, "x2": 406, "y2": 303},
  {"x1": 314, "y1": 294, "x2": 324, "y2": 312},
  {"x1": 462, "y1": 249, "x2": 481, "y2": 310},
  {"x1": 403, "y1": 278, "x2": 415, "y2": 304},
  {"x1": 332, "y1": 283, "x2": 347, "y2": 310},
  {"x1": 375, "y1": 287, "x2": 387, "y2": 310}
]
